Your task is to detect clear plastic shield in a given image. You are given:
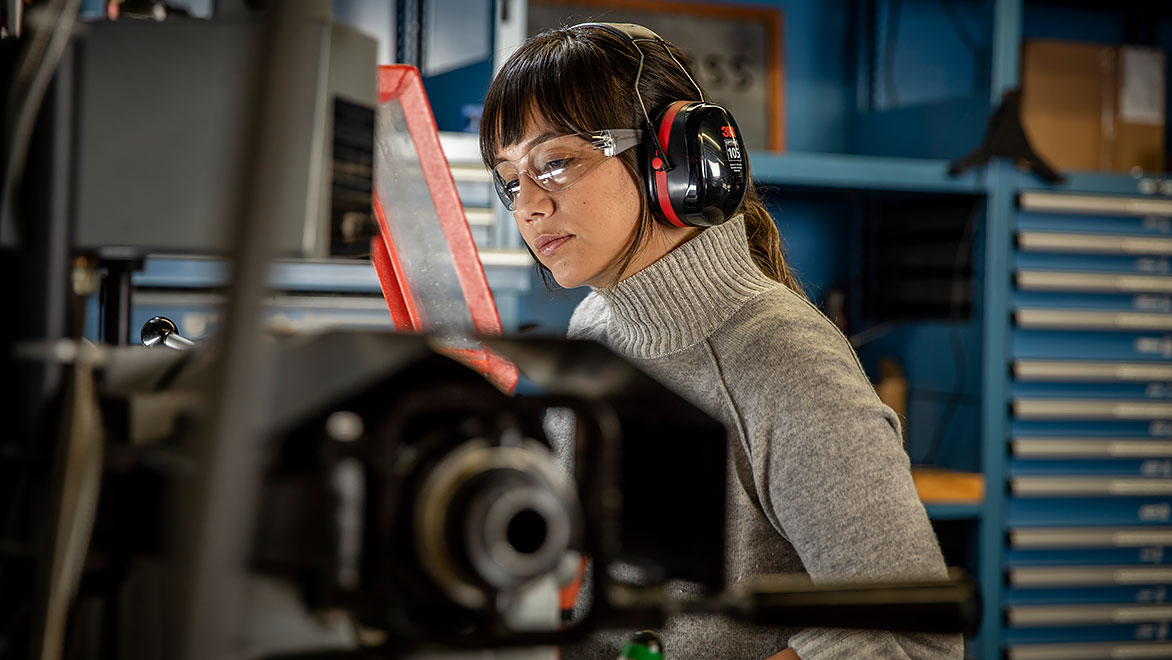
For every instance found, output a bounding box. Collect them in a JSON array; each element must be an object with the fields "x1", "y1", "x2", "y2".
[{"x1": 371, "y1": 65, "x2": 517, "y2": 392}]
